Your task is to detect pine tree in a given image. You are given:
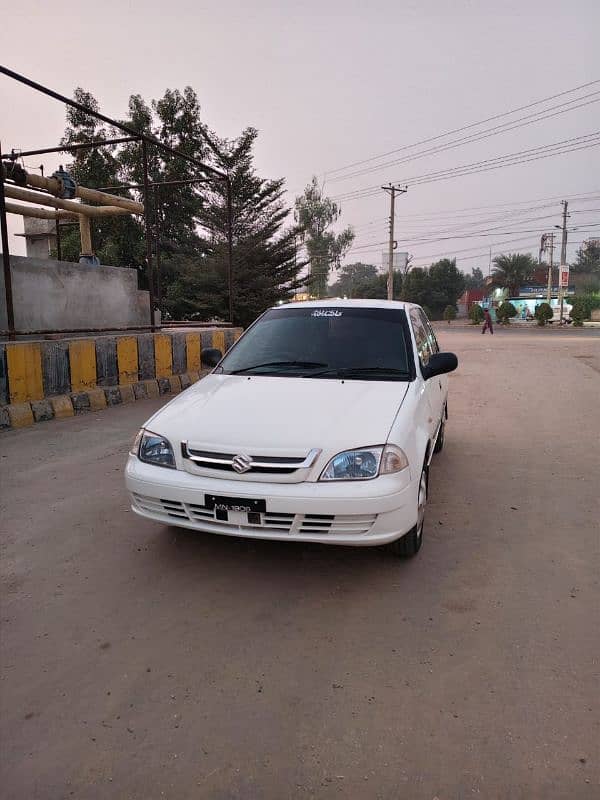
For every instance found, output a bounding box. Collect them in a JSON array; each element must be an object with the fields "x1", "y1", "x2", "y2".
[{"x1": 165, "y1": 127, "x2": 306, "y2": 326}]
